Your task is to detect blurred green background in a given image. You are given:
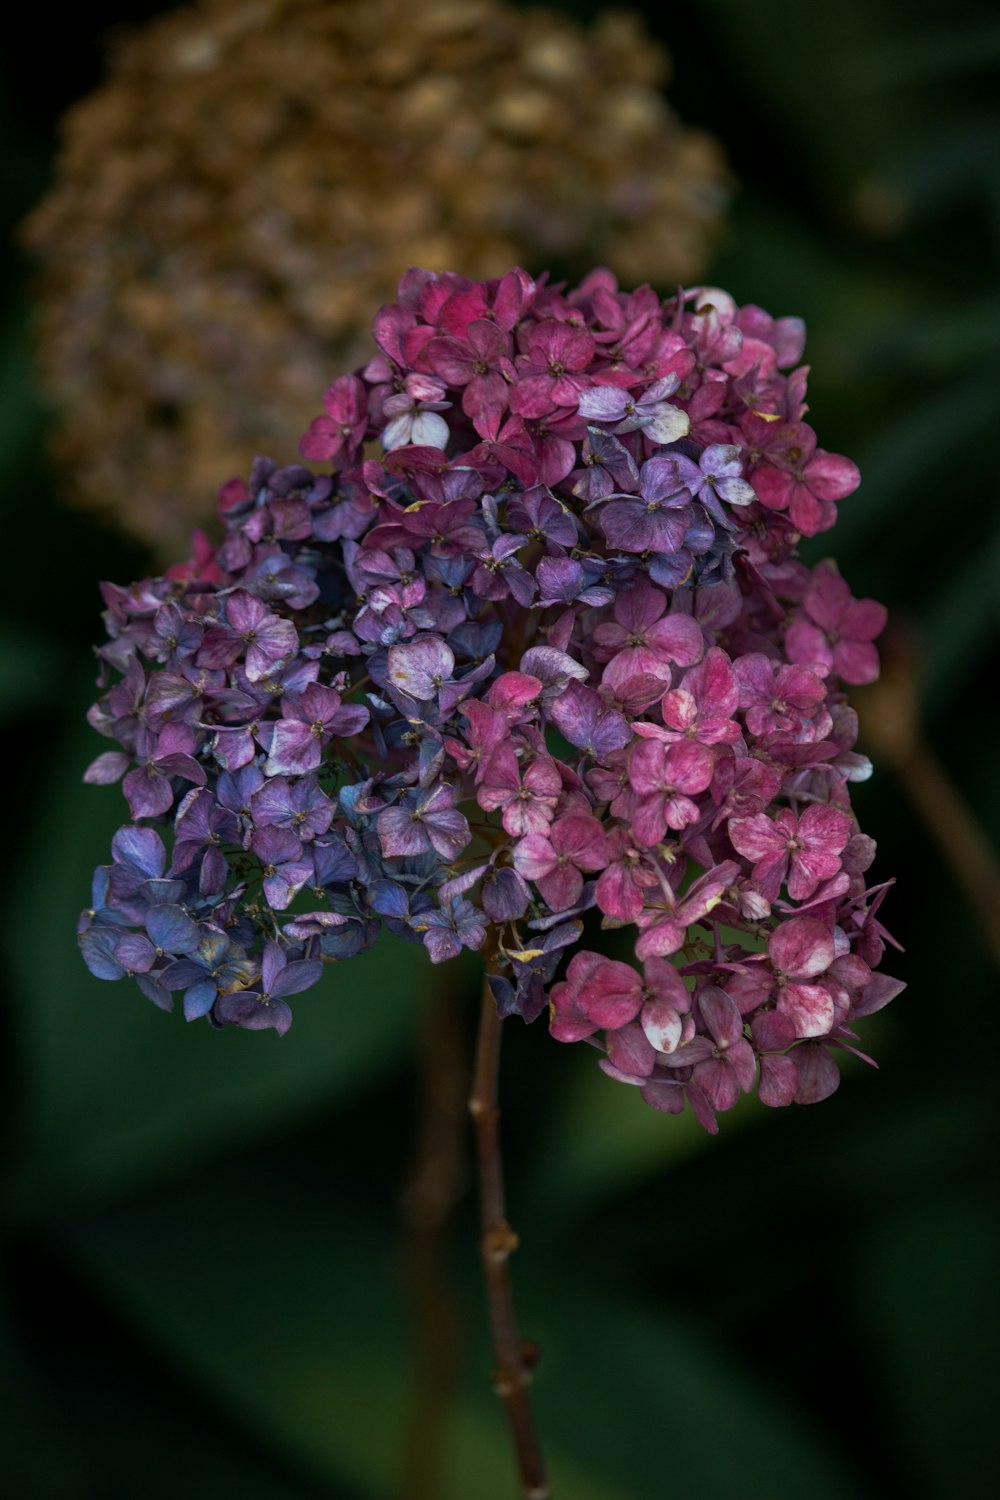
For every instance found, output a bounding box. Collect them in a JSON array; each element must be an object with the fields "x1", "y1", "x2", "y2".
[{"x1": 1, "y1": 2, "x2": 997, "y2": 1496}]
